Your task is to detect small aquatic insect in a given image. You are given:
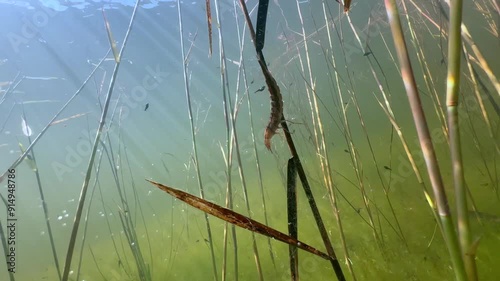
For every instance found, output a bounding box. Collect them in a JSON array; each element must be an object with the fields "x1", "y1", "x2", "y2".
[
  {"x1": 144, "y1": 103, "x2": 149, "y2": 111},
  {"x1": 264, "y1": 80, "x2": 283, "y2": 151},
  {"x1": 254, "y1": 86, "x2": 266, "y2": 93}
]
